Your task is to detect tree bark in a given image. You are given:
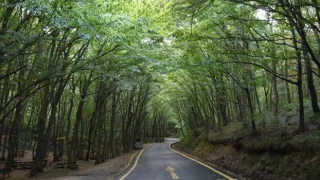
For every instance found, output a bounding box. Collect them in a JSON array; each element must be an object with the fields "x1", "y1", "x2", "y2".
[
  {"x1": 285, "y1": 59, "x2": 292, "y2": 103},
  {"x1": 30, "y1": 83, "x2": 50, "y2": 175},
  {"x1": 272, "y1": 64, "x2": 279, "y2": 116},
  {"x1": 303, "y1": 45, "x2": 319, "y2": 113},
  {"x1": 245, "y1": 88, "x2": 257, "y2": 134}
]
